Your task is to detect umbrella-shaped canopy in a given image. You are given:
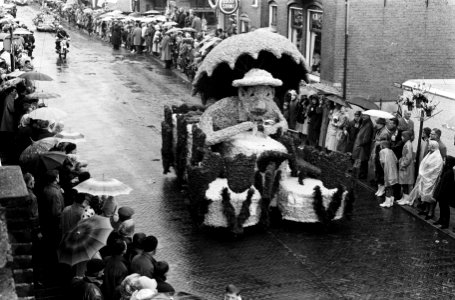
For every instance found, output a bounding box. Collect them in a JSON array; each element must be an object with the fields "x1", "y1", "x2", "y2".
[
  {"x1": 325, "y1": 95, "x2": 352, "y2": 108},
  {"x1": 19, "y1": 71, "x2": 53, "y2": 81},
  {"x1": 29, "y1": 107, "x2": 67, "y2": 122},
  {"x1": 362, "y1": 109, "x2": 395, "y2": 119},
  {"x1": 166, "y1": 27, "x2": 182, "y2": 34},
  {"x1": 26, "y1": 91, "x2": 61, "y2": 100},
  {"x1": 13, "y1": 28, "x2": 31, "y2": 35},
  {"x1": 193, "y1": 28, "x2": 309, "y2": 103},
  {"x1": 199, "y1": 37, "x2": 222, "y2": 54},
  {"x1": 58, "y1": 215, "x2": 113, "y2": 266},
  {"x1": 348, "y1": 96, "x2": 380, "y2": 110},
  {"x1": 74, "y1": 178, "x2": 132, "y2": 196},
  {"x1": 182, "y1": 27, "x2": 196, "y2": 32},
  {"x1": 19, "y1": 138, "x2": 60, "y2": 164},
  {"x1": 55, "y1": 131, "x2": 85, "y2": 143},
  {"x1": 128, "y1": 12, "x2": 142, "y2": 17}
]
